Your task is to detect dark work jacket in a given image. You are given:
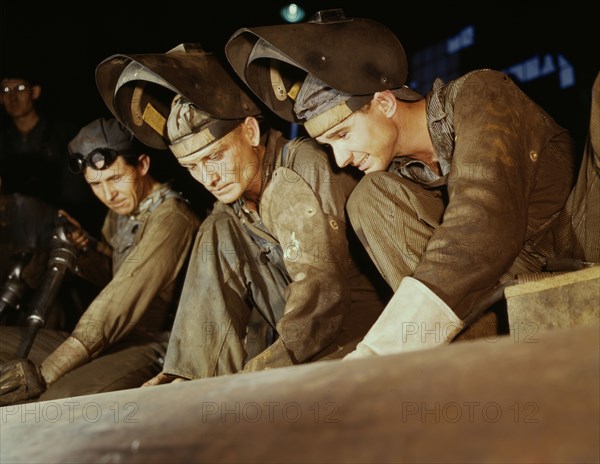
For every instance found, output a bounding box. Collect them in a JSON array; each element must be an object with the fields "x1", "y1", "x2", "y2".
[{"x1": 392, "y1": 70, "x2": 575, "y2": 320}]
